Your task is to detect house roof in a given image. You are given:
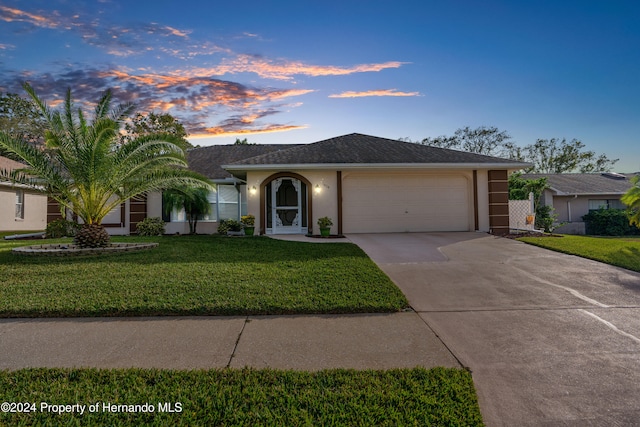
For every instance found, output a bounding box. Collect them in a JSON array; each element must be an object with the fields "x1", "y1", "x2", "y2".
[
  {"x1": 0, "y1": 156, "x2": 39, "y2": 190},
  {"x1": 186, "y1": 144, "x2": 301, "y2": 180},
  {"x1": 223, "y1": 133, "x2": 530, "y2": 170},
  {"x1": 522, "y1": 172, "x2": 638, "y2": 196},
  {"x1": 0, "y1": 156, "x2": 27, "y2": 173}
]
